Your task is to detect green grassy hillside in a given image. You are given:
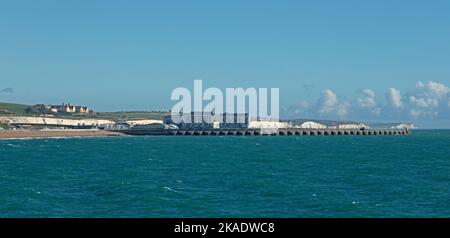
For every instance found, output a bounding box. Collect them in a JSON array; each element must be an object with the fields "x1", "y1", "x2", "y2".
[{"x1": 0, "y1": 102, "x2": 29, "y2": 115}]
